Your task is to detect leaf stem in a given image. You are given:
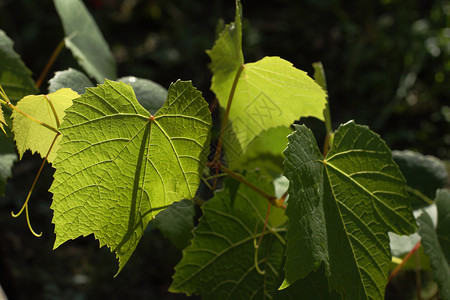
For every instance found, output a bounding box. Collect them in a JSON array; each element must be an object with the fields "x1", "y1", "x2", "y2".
[
  {"x1": 218, "y1": 162, "x2": 285, "y2": 209},
  {"x1": 0, "y1": 85, "x2": 59, "y2": 134},
  {"x1": 212, "y1": 64, "x2": 245, "y2": 164},
  {"x1": 35, "y1": 39, "x2": 65, "y2": 89}
]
